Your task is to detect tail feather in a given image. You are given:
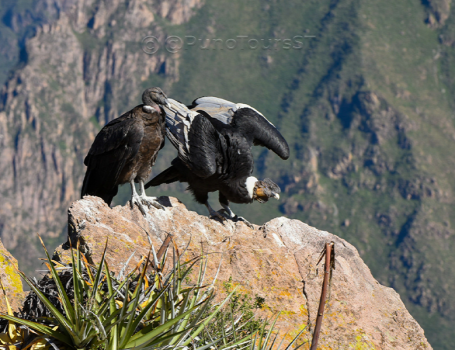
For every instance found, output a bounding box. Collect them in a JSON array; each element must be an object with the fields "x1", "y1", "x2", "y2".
[
  {"x1": 81, "y1": 164, "x2": 118, "y2": 205},
  {"x1": 145, "y1": 165, "x2": 181, "y2": 188}
]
